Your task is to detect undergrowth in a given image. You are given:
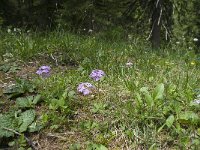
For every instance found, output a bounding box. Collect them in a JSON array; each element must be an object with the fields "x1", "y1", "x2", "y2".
[{"x1": 0, "y1": 29, "x2": 200, "y2": 149}]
